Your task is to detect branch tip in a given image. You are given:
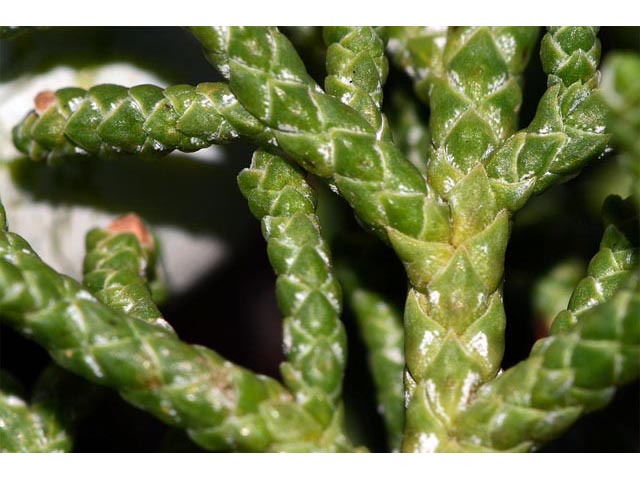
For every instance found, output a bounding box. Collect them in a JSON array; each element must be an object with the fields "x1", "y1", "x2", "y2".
[
  {"x1": 34, "y1": 91, "x2": 56, "y2": 115},
  {"x1": 107, "y1": 214, "x2": 154, "y2": 249}
]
